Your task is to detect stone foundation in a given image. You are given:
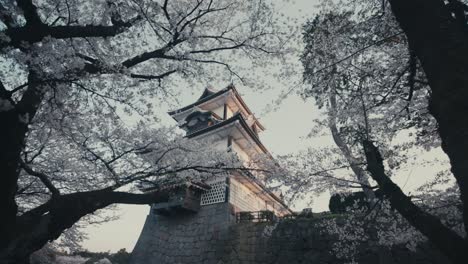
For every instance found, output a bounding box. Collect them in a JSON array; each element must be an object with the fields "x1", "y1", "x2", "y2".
[{"x1": 130, "y1": 203, "x2": 448, "y2": 264}]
